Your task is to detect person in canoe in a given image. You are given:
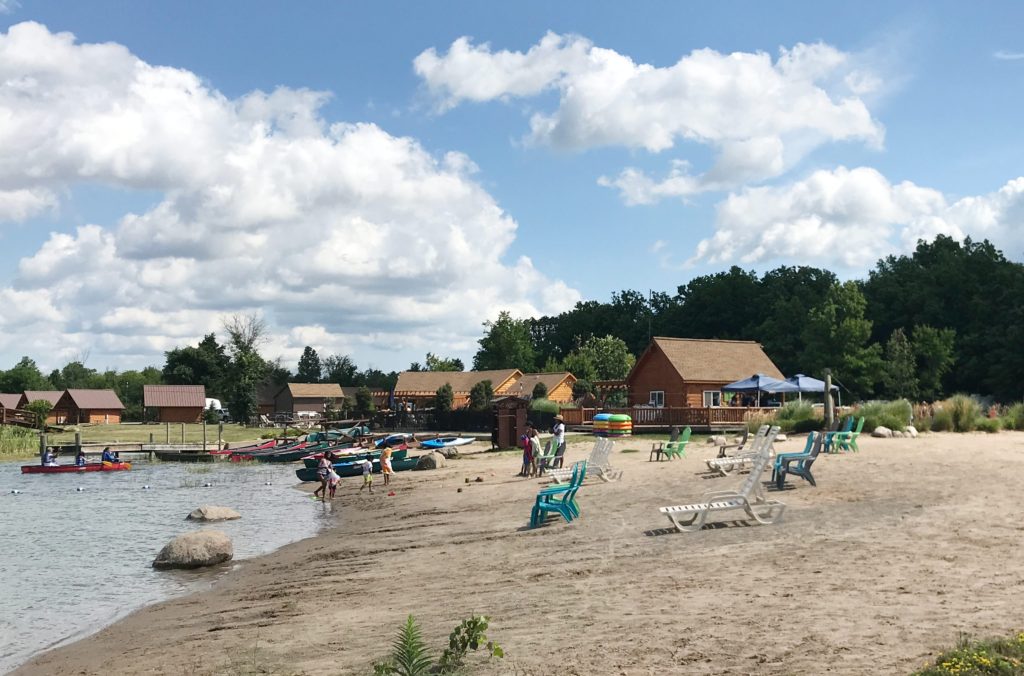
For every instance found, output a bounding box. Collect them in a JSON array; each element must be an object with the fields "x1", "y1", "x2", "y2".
[
  {"x1": 42, "y1": 447, "x2": 58, "y2": 466},
  {"x1": 380, "y1": 444, "x2": 394, "y2": 487},
  {"x1": 101, "y1": 447, "x2": 117, "y2": 464},
  {"x1": 75, "y1": 448, "x2": 87, "y2": 467},
  {"x1": 313, "y1": 454, "x2": 331, "y2": 501}
]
